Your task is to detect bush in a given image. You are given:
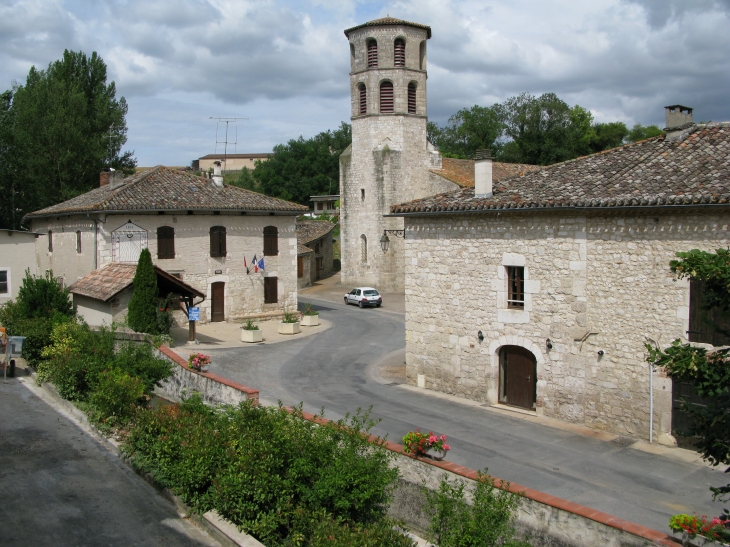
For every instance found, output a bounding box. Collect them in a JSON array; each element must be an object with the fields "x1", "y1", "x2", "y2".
[
  {"x1": 89, "y1": 368, "x2": 145, "y2": 423},
  {"x1": 127, "y1": 248, "x2": 159, "y2": 334},
  {"x1": 112, "y1": 341, "x2": 172, "y2": 393}
]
